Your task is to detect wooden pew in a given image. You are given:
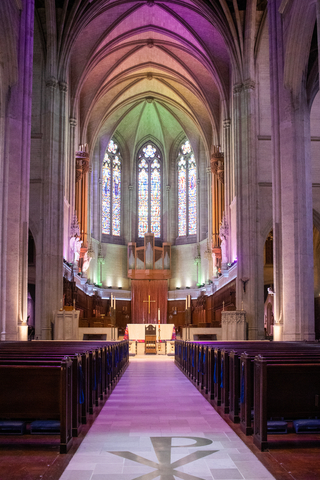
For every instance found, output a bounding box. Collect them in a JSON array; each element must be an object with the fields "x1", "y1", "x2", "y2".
[
  {"x1": 0, "y1": 357, "x2": 73, "y2": 453},
  {"x1": 253, "y1": 355, "x2": 320, "y2": 450}
]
